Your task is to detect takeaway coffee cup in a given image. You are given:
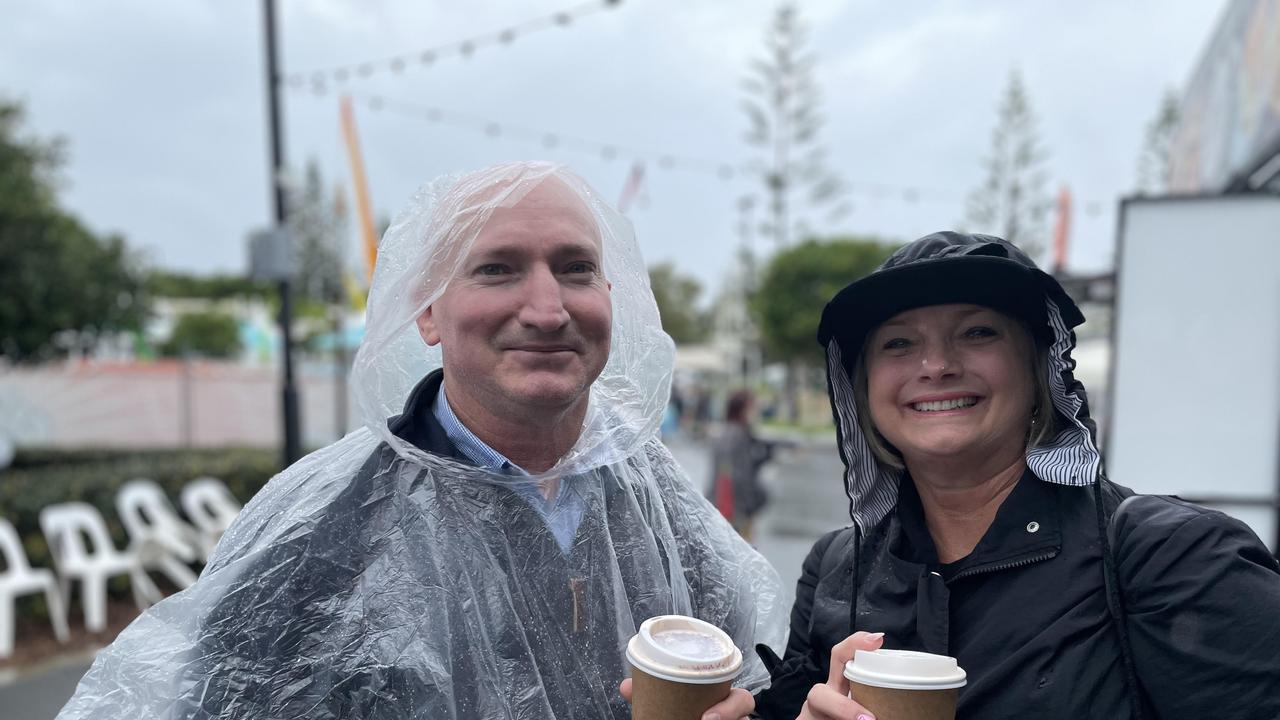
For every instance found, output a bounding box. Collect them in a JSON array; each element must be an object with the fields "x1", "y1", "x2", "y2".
[
  {"x1": 626, "y1": 615, "x2": 743, "y2": 720},
  {"x1": 844, "y1": 648, "x2": 967, "y2": 720}
]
